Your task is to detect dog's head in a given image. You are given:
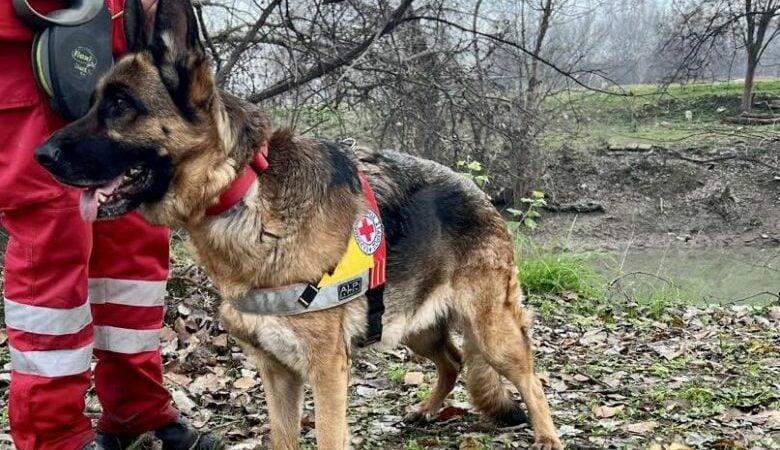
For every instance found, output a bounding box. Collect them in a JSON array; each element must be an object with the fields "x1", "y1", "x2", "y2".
[{"x1": 35, "y1": 0, "x2": 261, "y2": 224}]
